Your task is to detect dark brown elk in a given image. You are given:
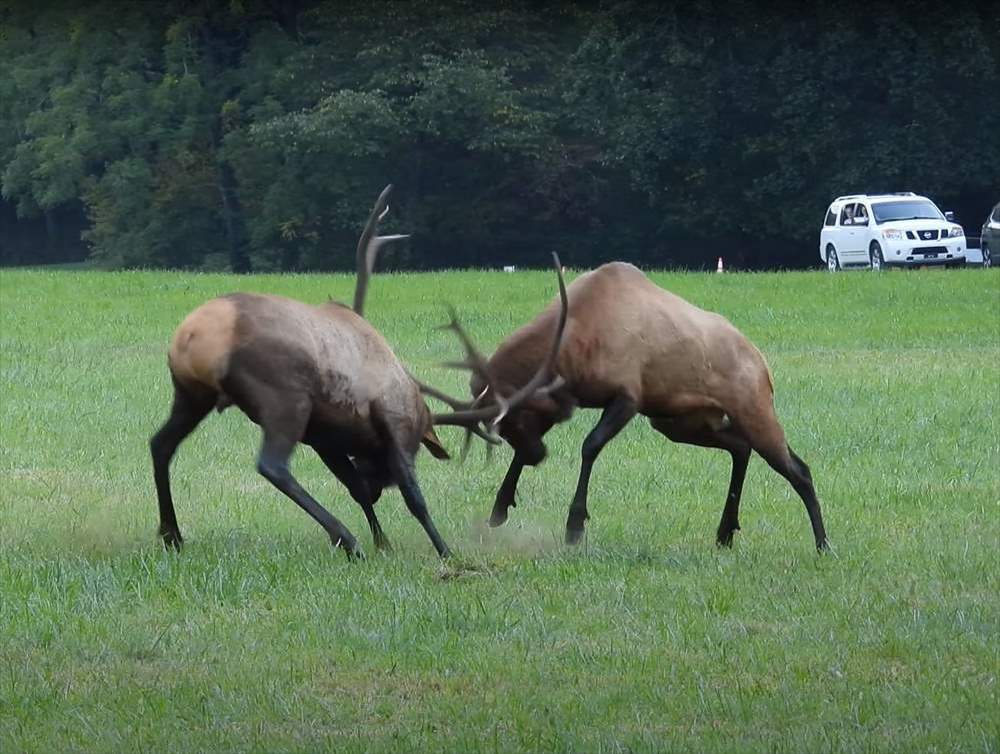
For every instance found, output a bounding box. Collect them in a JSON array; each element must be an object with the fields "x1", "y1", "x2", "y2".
[
  {"x1": 150, "y1": 185, "x2": 523, "y2": 558},
  {"x1": 428, "y1": 261, "x2": 829, "y2": 551}
]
